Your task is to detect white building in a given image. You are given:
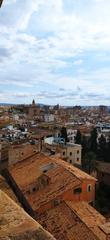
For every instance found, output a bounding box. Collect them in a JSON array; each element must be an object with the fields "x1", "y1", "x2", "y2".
[
  {"x1": 44, "y1": 114, "x2": 54, "y2": 122},
  {"x1": 67, "y1": 129, "x2": 77, "y2": 143}
]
